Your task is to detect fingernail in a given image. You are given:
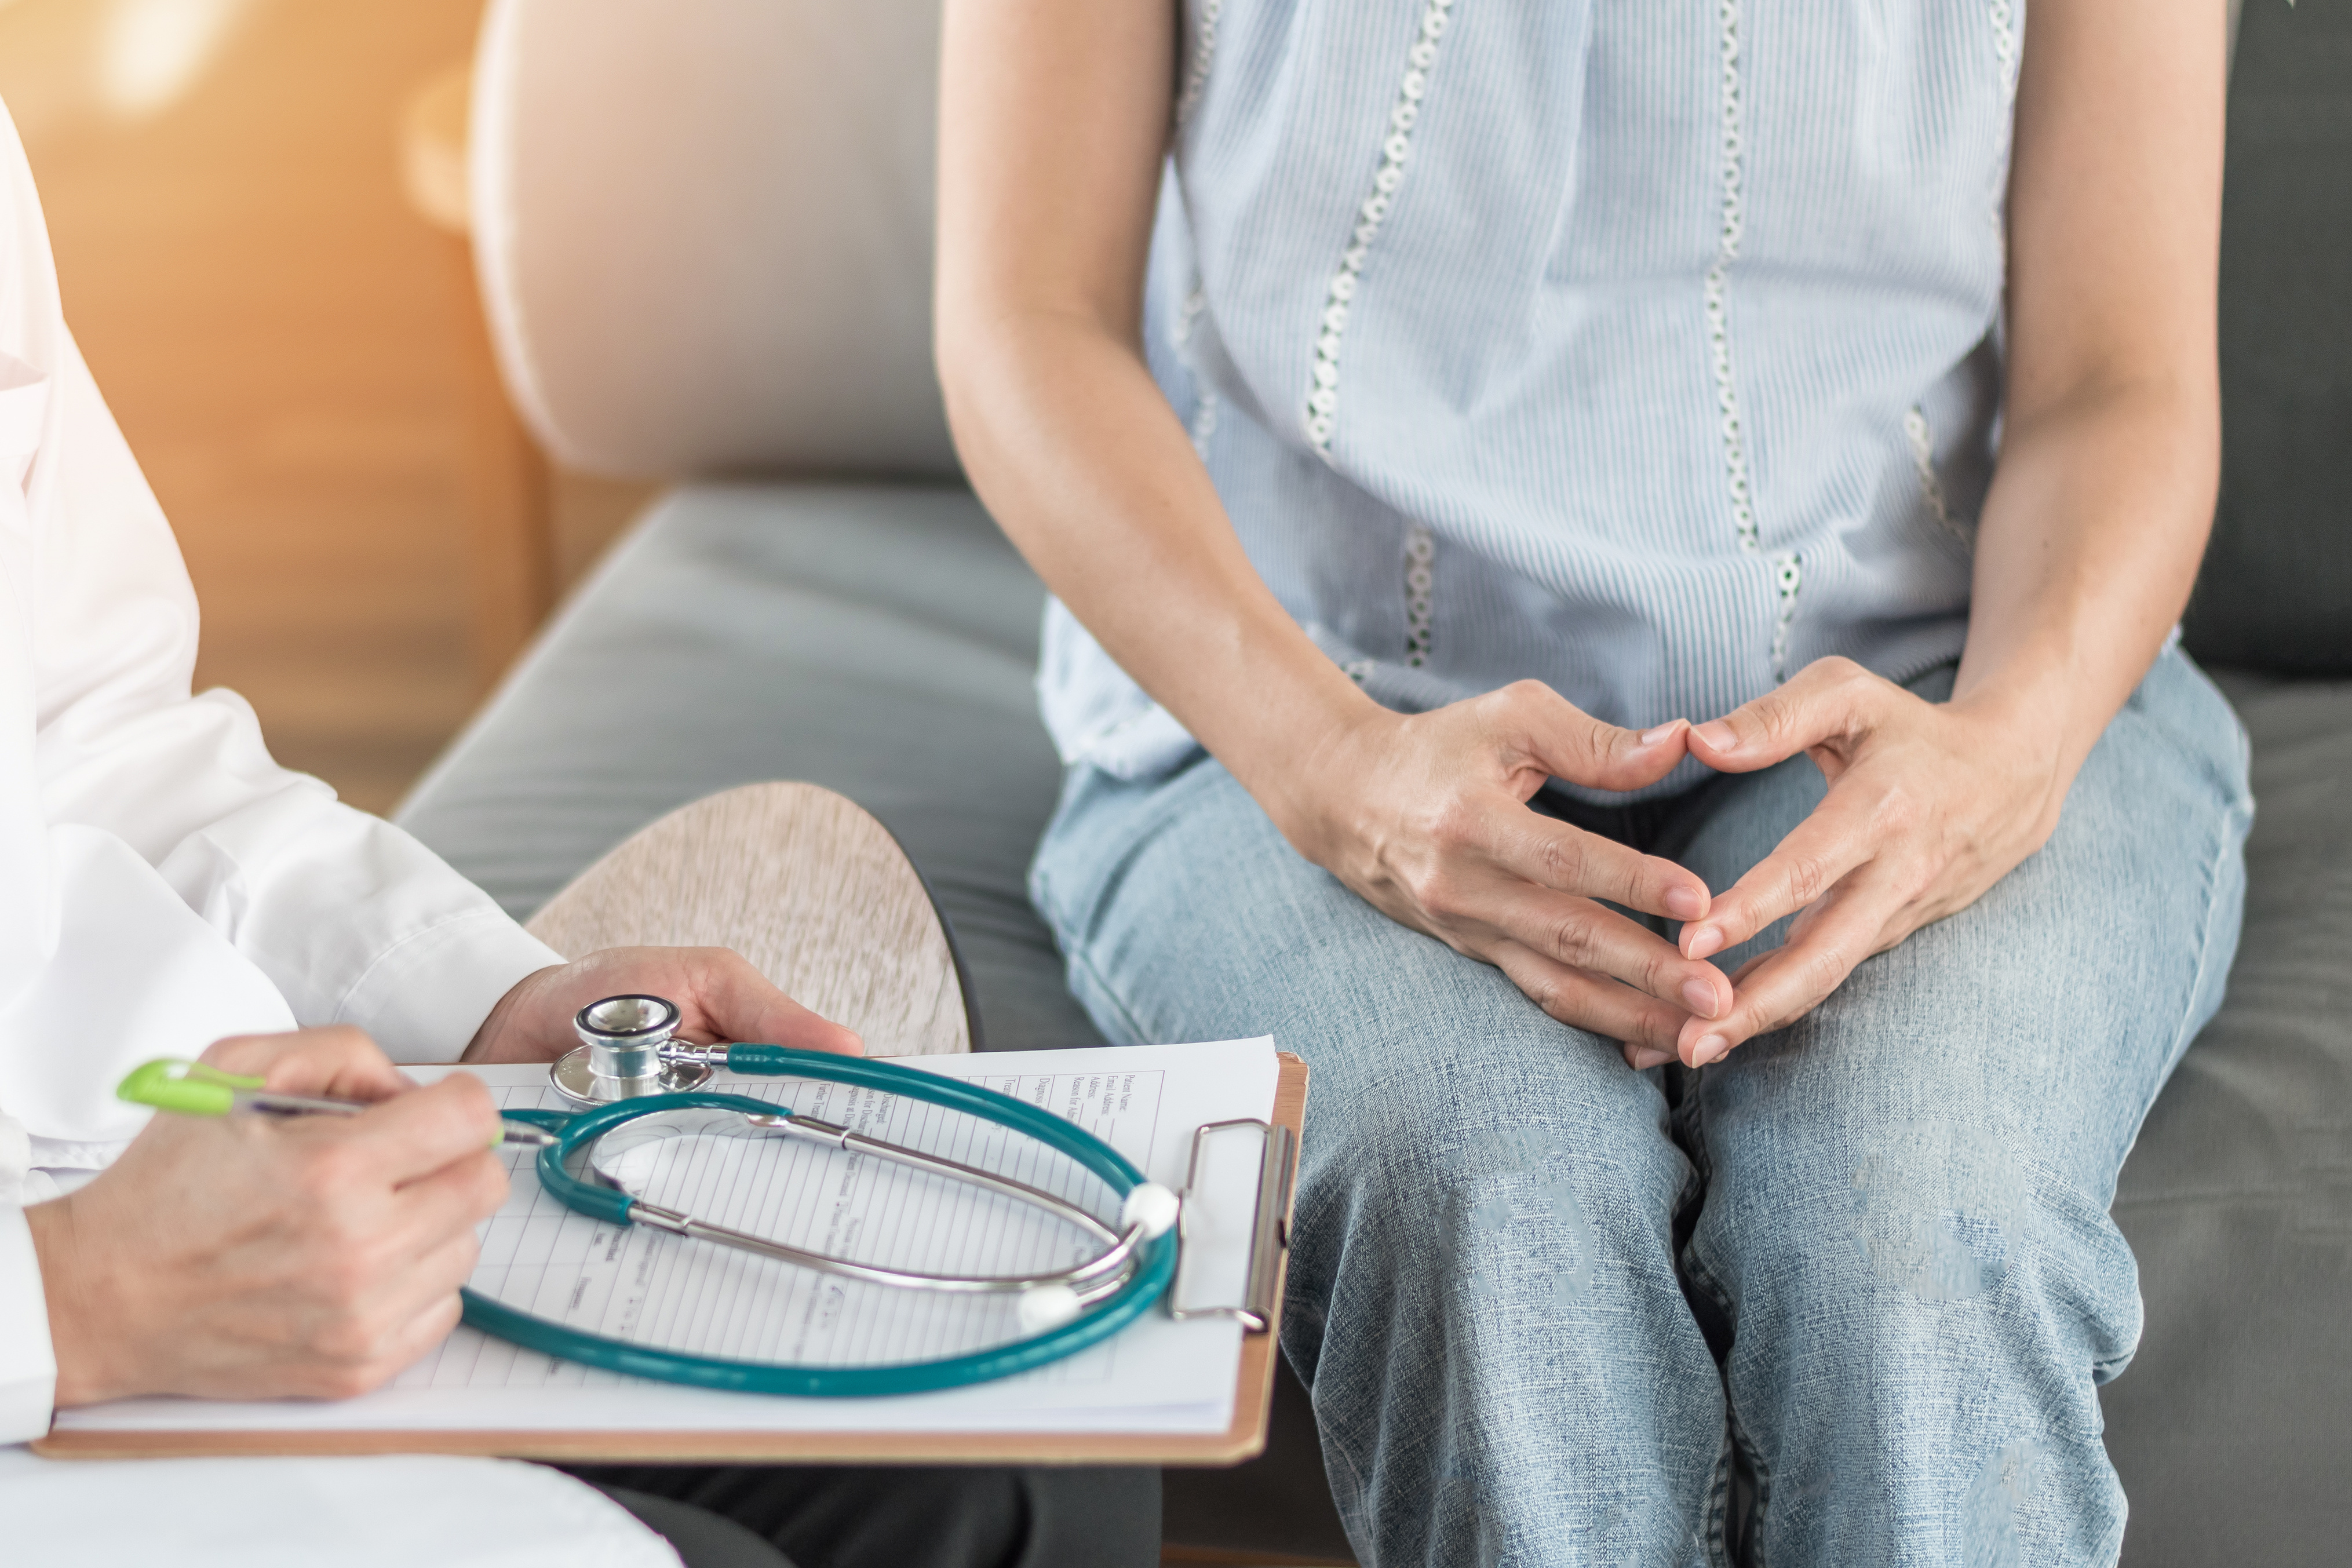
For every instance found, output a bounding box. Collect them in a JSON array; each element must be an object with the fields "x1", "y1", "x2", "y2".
[
  {"x1": 1693, "y1": 721, "x2": 1738, "y2": 752},
  {"x1": 1691, "y1": 1034, "x2": 1729, "y2": 1067},
  {"x1": 1629, "y1": 1047, "x2": 1673, "y2": 1070},
  {"x1": 1664, "y1": 885, "x2": 1705, "y2": 921},
  {"x1": 1679, "y1": 979, "x2": 1720, "y2": 1019},
  {"x1": 1639, "y1": 722, "x2": 1682, "y2": 747},
  {"x1": 1684, "y1": 925, "x2": 1724, "y2": 960}
]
